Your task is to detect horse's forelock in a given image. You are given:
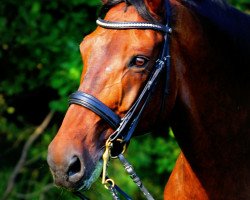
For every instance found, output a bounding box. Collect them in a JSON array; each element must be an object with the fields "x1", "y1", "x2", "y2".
[{"x1": 100, "y1": 0, "x2": 160, "y2": 23}]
